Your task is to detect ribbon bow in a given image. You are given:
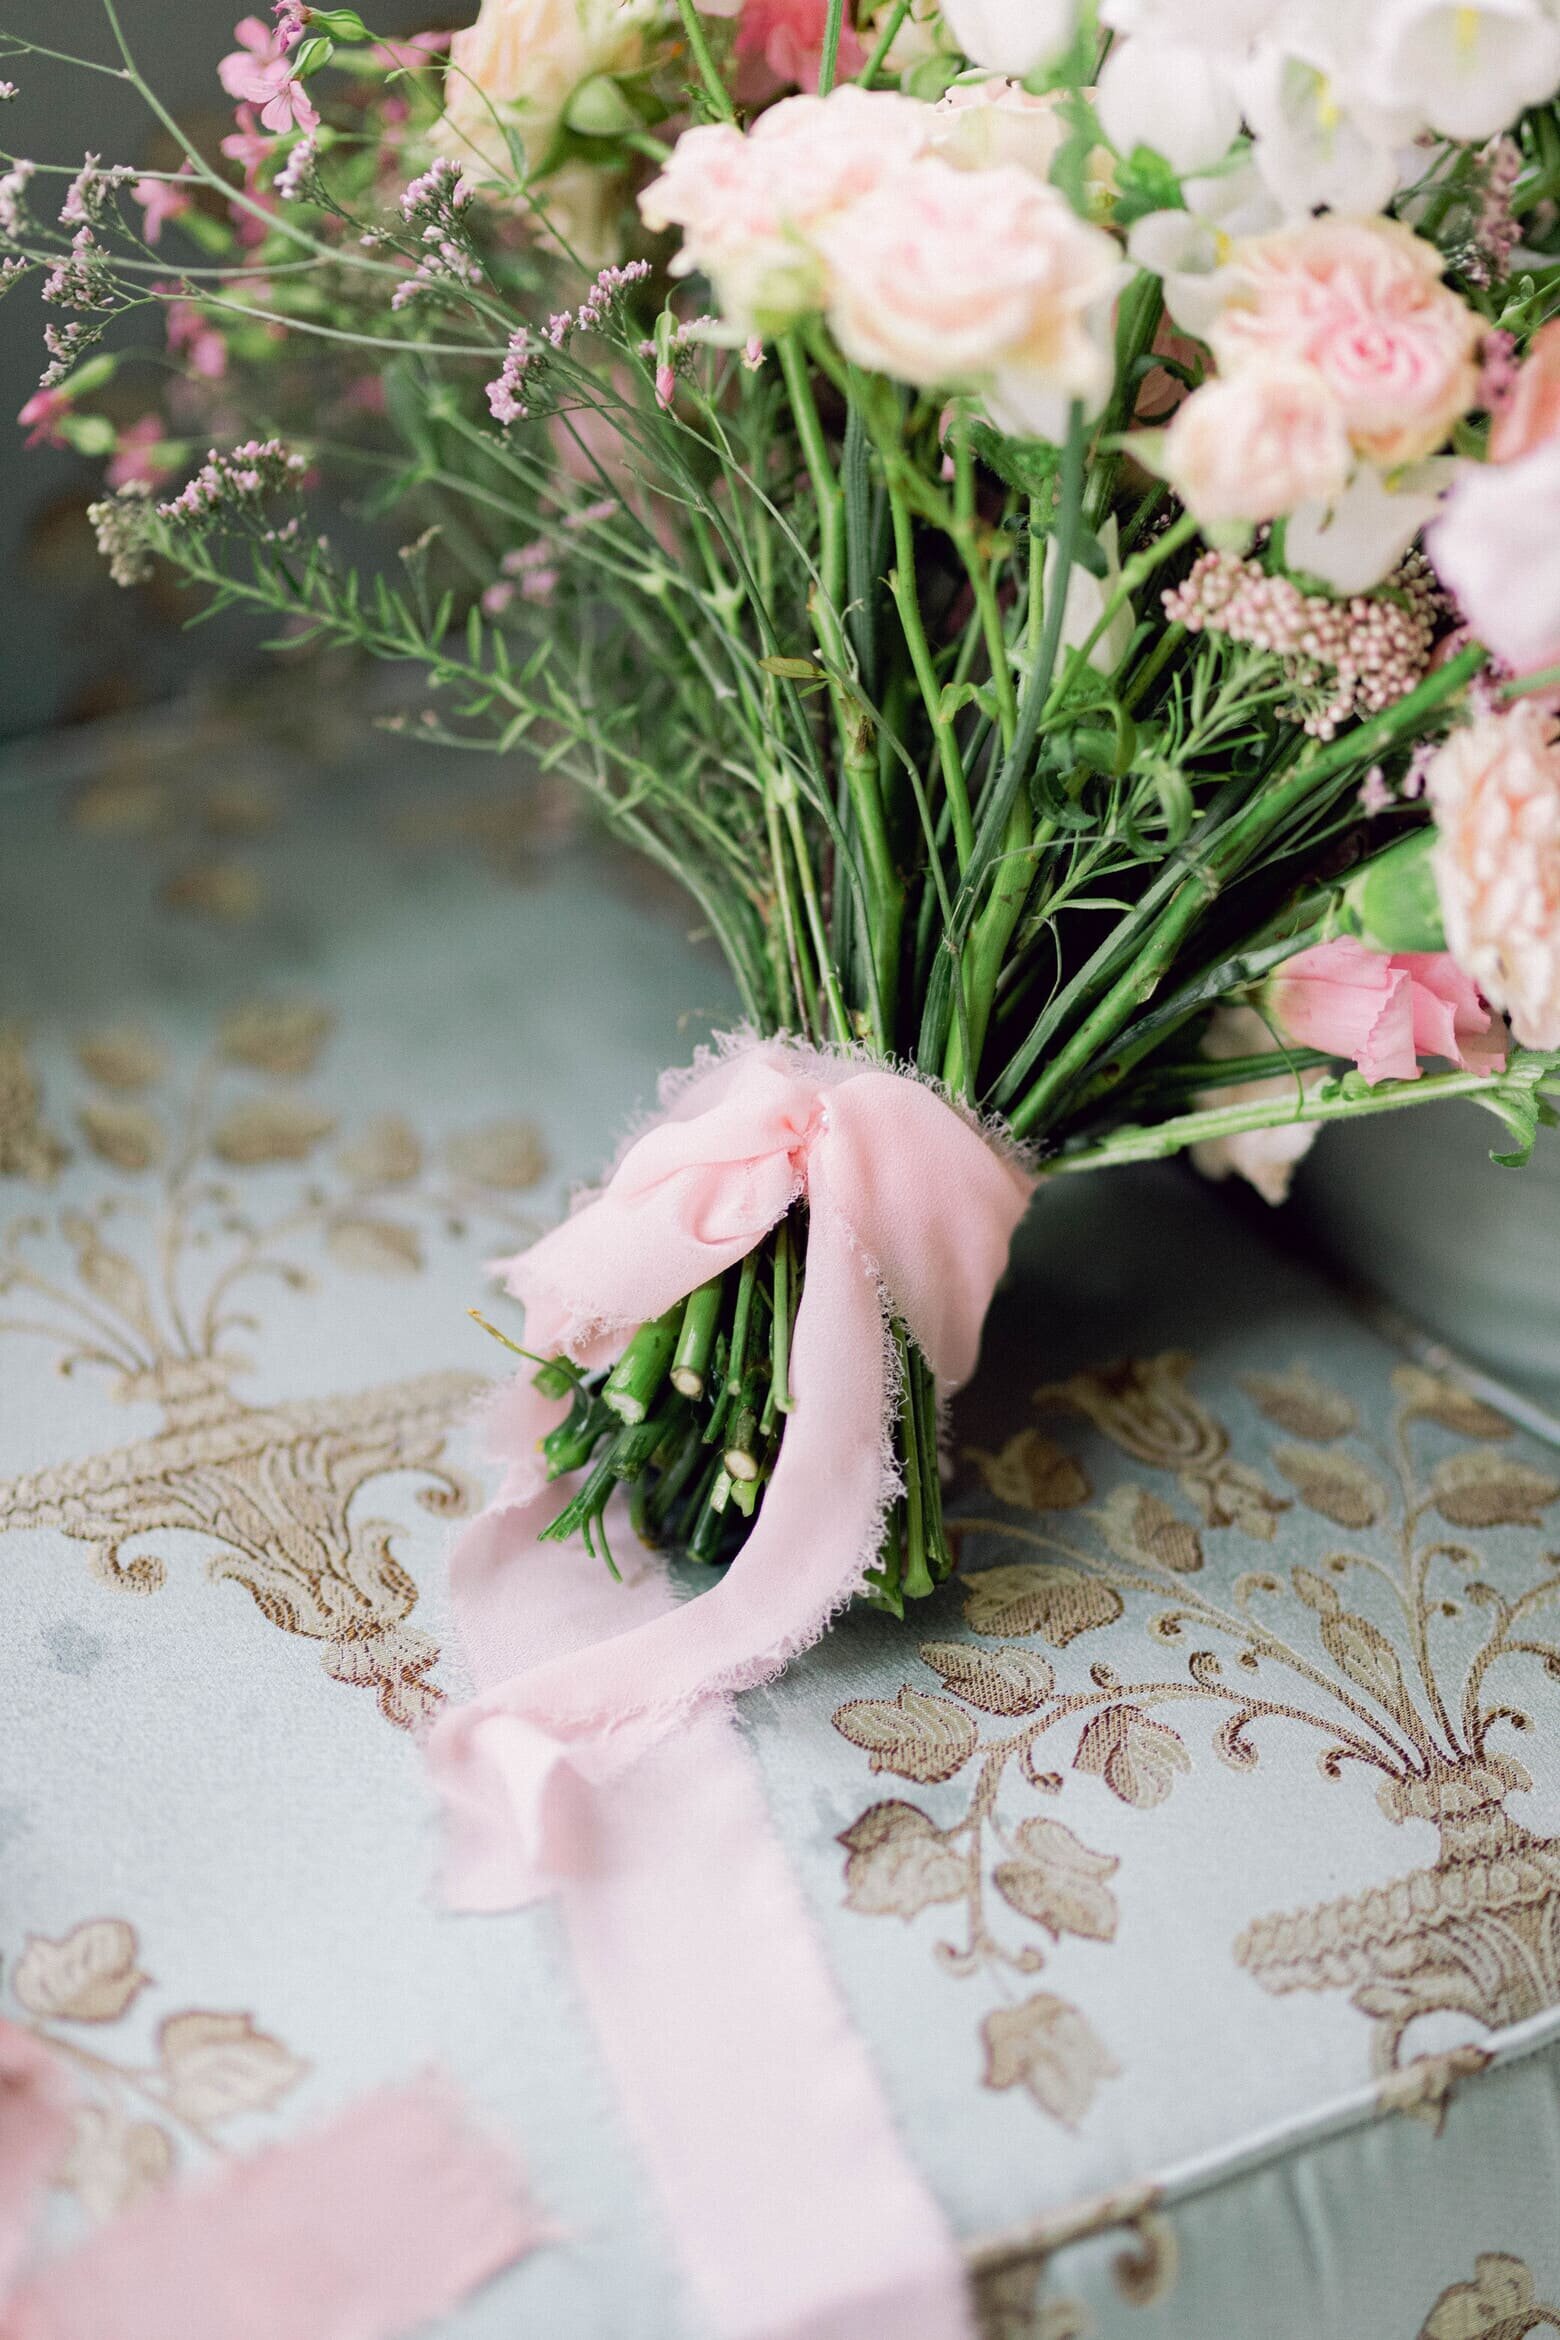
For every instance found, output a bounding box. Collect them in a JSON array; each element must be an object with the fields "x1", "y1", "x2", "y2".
[{"x1": 428, "y1": 1039, "x2": 1033, "y2": 1908}]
